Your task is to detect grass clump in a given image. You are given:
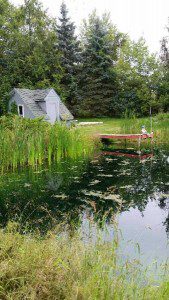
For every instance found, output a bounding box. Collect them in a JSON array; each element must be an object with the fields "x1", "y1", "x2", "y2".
[
  {"x1": 0, "y1": 223, "x2": 168, "y2": 300},
  {"x1": 0, "y1": 116, "x2": 98, "y2": 172},
  {"x1": 79, "y1": 113, "x2": 169, "y2": 149}
]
